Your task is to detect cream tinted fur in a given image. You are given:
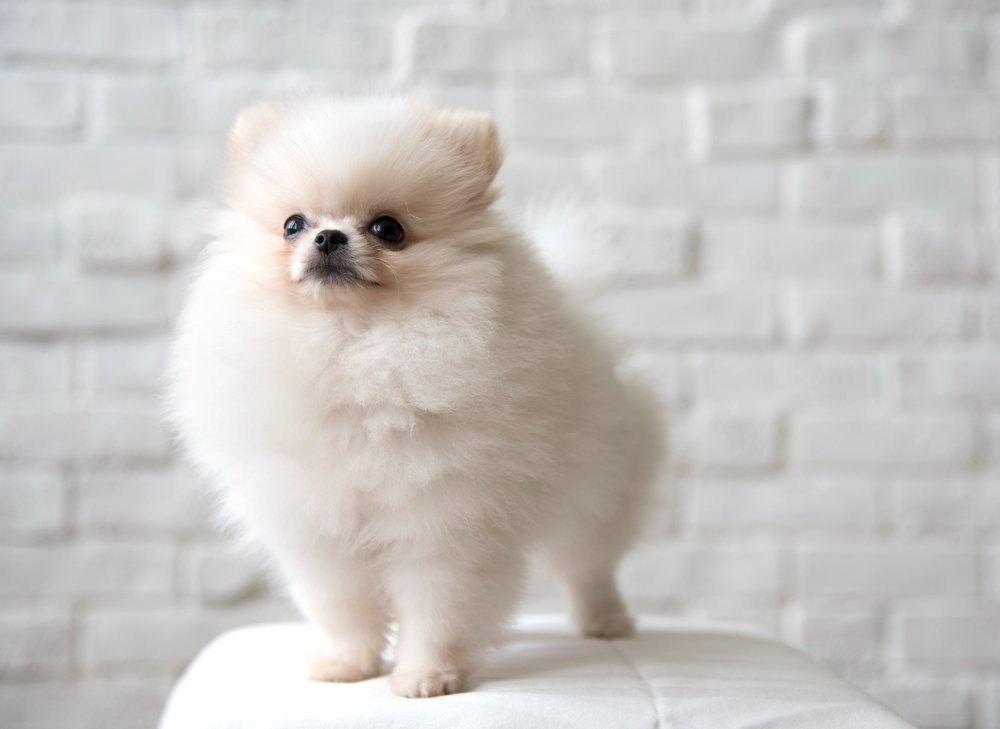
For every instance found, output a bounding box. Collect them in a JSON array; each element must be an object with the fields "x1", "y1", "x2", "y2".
[{"x1": 167, "y1": 97, "x2": 663, "y2": 698}]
